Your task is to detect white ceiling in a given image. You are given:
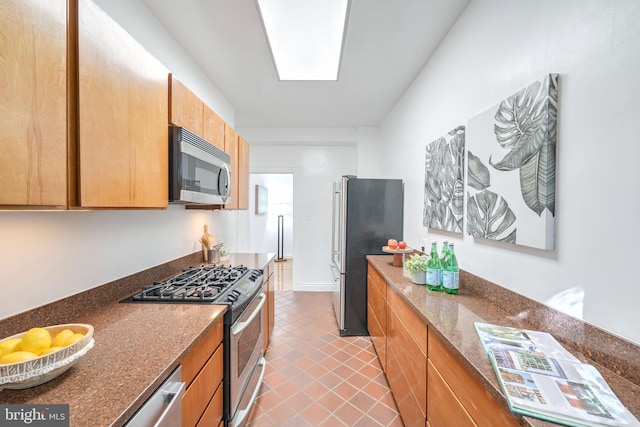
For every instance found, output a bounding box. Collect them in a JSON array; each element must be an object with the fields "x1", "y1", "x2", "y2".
[{"x1": 142, "y1": 0, "x2": 470, "y2": 128}]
